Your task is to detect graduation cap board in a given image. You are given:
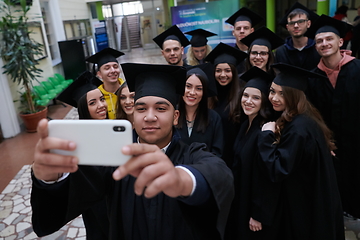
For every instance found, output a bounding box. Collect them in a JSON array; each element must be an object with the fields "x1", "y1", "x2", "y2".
[
  {"x1": 153, "y1": 25, "x2": 190, "y2": 49},
  {"x1": 279, "y1": 2, "x2": 319, "y2": 29},
  {"x1": 57, "y1": 71, "x2": 103, "y2": 108},
  {"x1": 241, "y1": 66, "x2": 274, "y2": 94},
  {"x1": 184, "y1": 29, "x2": 217, "y2": 47},
  {"x1": 271, "y1": 63, "x2": 327, "y2": 92},
  {"x1": 186, "y1": 63, "x2": 217, "y2": 97},
  {"x1": 204, "y1": 42, "x2": 248, "y2": 67},
  {"x1": 121, "y1": 63, "x2": 186, "y2": 108},
  {"x1": 86, "y1": 48, "x2": 125, "y2": 69},
  {"x1": 225, "y1": 7, "x2": 263, "y2": 27},
  {"x1": 240, "y1": 26, "x2": 284, "y2": 50},
  {"x1": 306, "y1": 14, "x2": 352, "y2": 39}
]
